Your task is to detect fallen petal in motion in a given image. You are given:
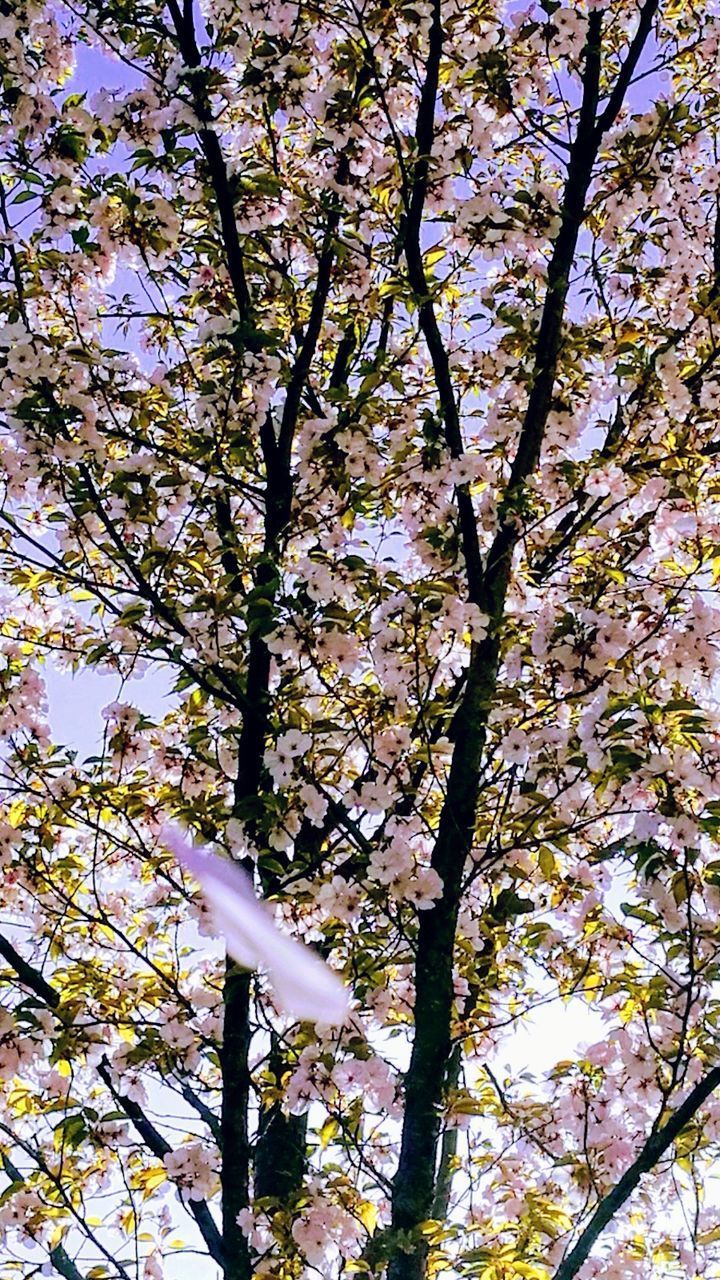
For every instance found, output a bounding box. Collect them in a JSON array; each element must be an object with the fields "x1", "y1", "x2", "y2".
[{"x1": 161, "y1": 825, "x2": 349, "y2": 1026}]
